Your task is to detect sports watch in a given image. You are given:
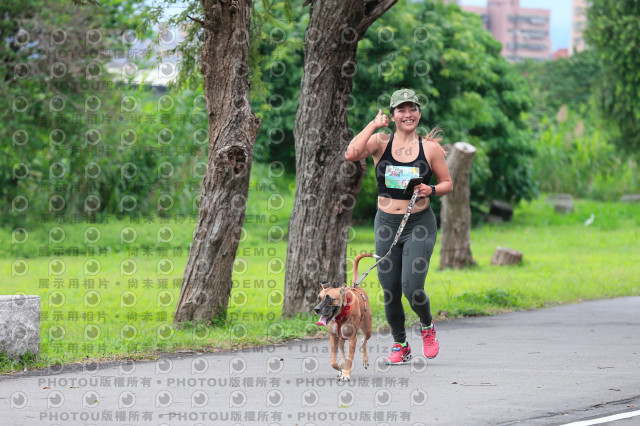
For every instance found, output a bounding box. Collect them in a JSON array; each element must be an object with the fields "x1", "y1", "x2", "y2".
[{"x1": 429, "y1": 185, "x2": 436, "y2": 197}]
